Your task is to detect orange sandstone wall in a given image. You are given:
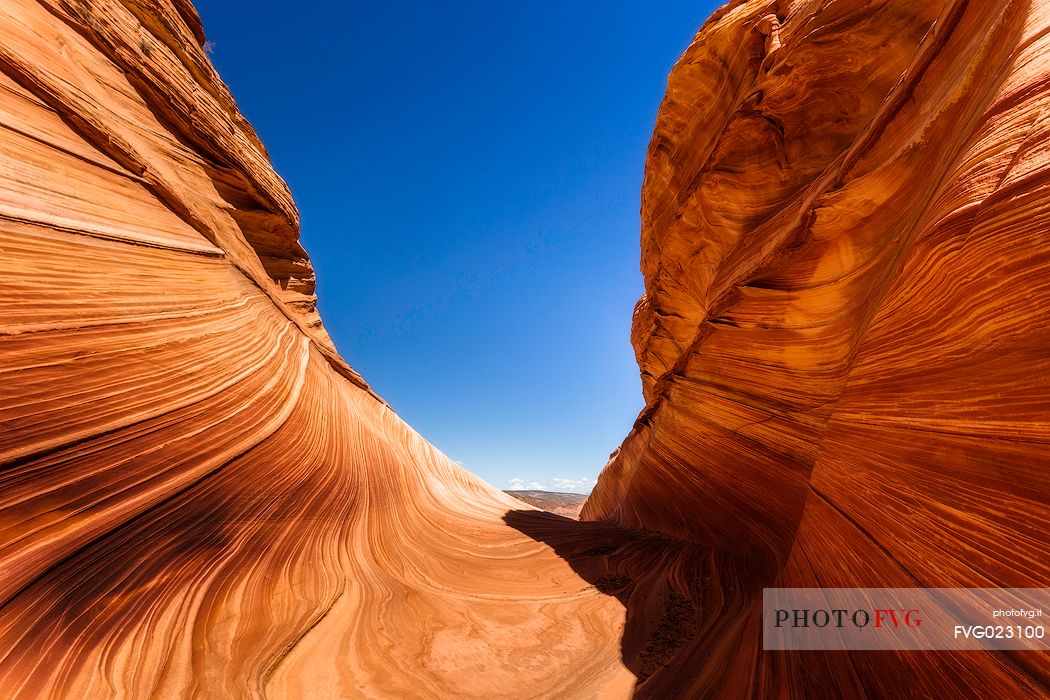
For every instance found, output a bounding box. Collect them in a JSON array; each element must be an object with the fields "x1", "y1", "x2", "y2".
[
  {"x1": 586, "y1": 0, "x2": 1050, "y2": 574},
  {"x1": 2, "y1": 0, "x2": 1049, "y2": 697},
  {"x1": 0, "y1": 1, "x2": 636, "y2": 697},
  {"x1": 584, "y1": 0, "x2": 1050, "y2": 692}
]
